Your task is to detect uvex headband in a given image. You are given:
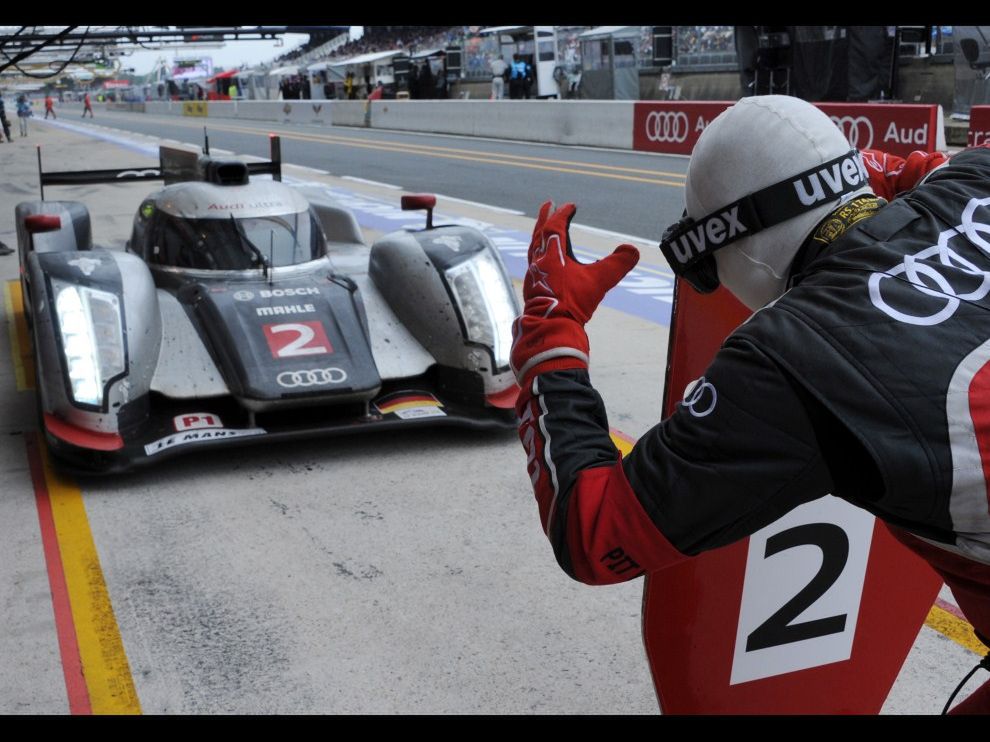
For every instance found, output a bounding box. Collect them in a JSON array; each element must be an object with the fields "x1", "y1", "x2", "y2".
[{"x1": 659, "y1": 148, "x2": 869, "y2": 293}]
